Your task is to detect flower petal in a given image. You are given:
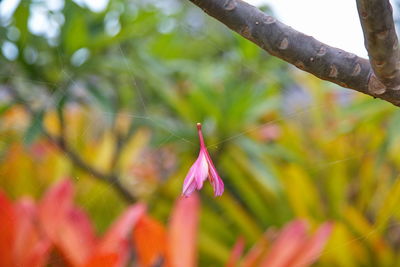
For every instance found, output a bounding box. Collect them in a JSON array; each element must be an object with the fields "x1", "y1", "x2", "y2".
[
  {"x1": 183, "y1": 123, "x2": 224, "y2": 197},
  {"x1": 205, "y1": 153, "x2": 224, "y2": 196},
  {"x1": 182, "y1": 151, "x2": 209, "y2": 197},
  {"x1": 195, "y1": 151, "x2": 209, "y2": 189},
  {"x1": 183, "y1": 180, "x2": 197, "y2": 197},
  {"x1": 182, "y1": 164, "x2": 197, "y2": 196}
]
